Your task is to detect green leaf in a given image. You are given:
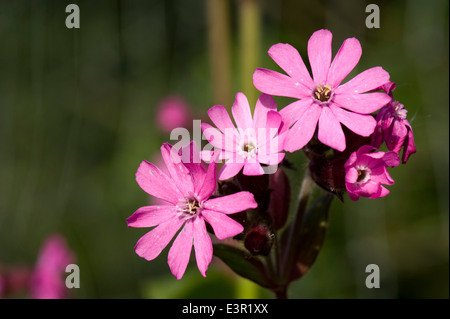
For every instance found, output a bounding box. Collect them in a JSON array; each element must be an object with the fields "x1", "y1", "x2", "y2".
[
  {"x1": 289, "y1": 193, "x2": 333, "y2": 282},
  {"x1": 213, "y1": 244, "x2": 274, "y2": 289}
]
